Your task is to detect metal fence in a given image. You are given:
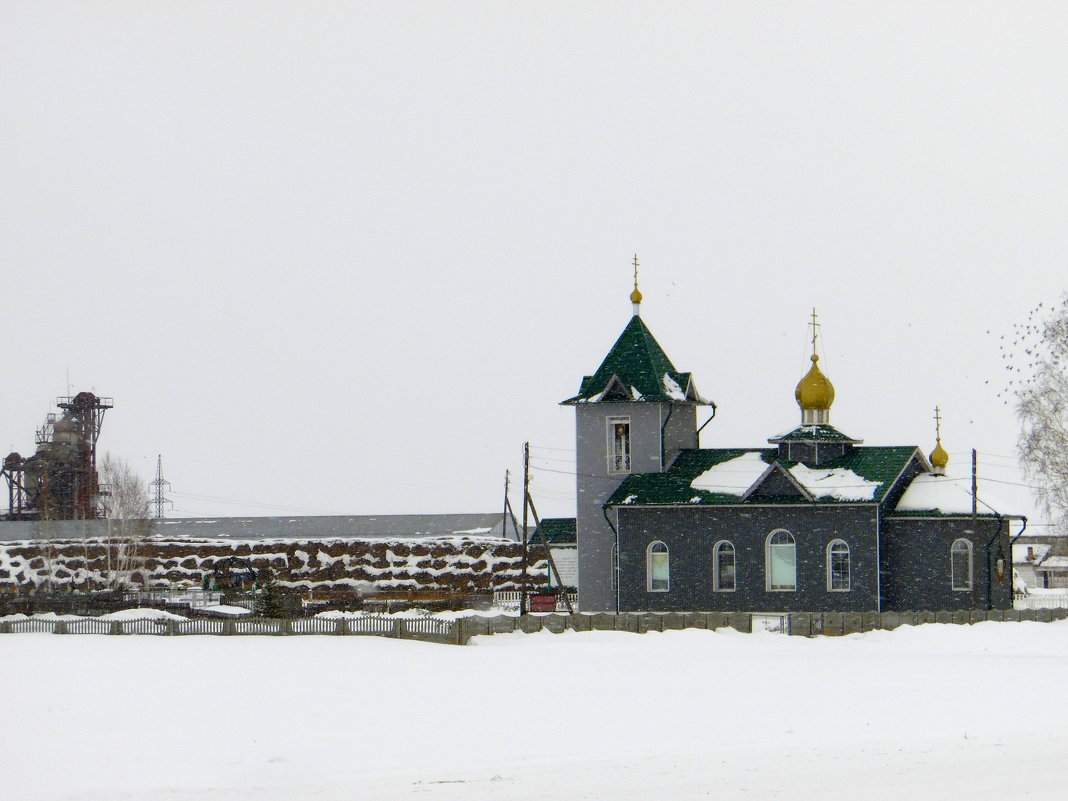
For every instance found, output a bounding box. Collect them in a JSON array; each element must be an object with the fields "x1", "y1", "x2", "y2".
[{"x1": 0, "y1": 614, "x2": 456, "y2": 643}]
